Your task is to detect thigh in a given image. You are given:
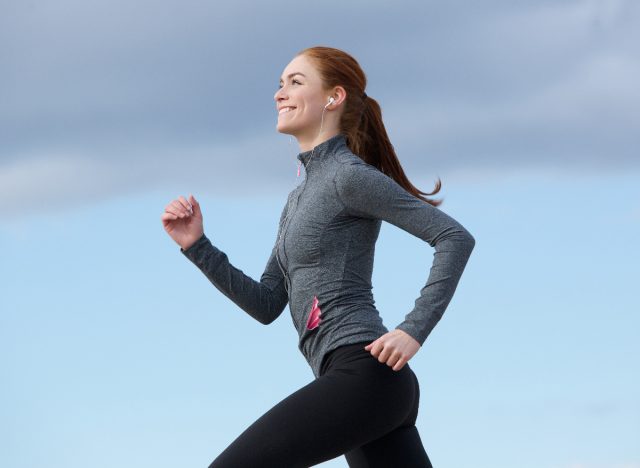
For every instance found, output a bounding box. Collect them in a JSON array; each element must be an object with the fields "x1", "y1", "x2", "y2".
[
  {"x1": 208, "y1": 347, "x2": 416, "y2": 468},
  {"x1": 344, "y1": 424, "x2": 433, "y2": 468}
]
